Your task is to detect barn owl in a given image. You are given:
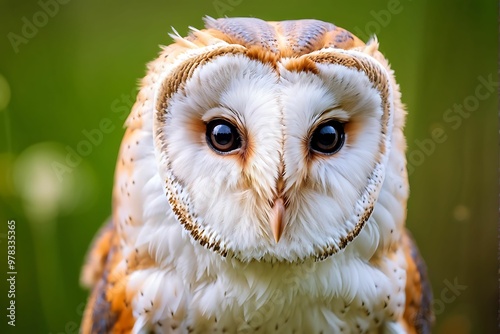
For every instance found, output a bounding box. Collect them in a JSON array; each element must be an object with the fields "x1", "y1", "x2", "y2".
[{"x1": 80, "y1": 17, "x2": 433, "y2": 334}]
